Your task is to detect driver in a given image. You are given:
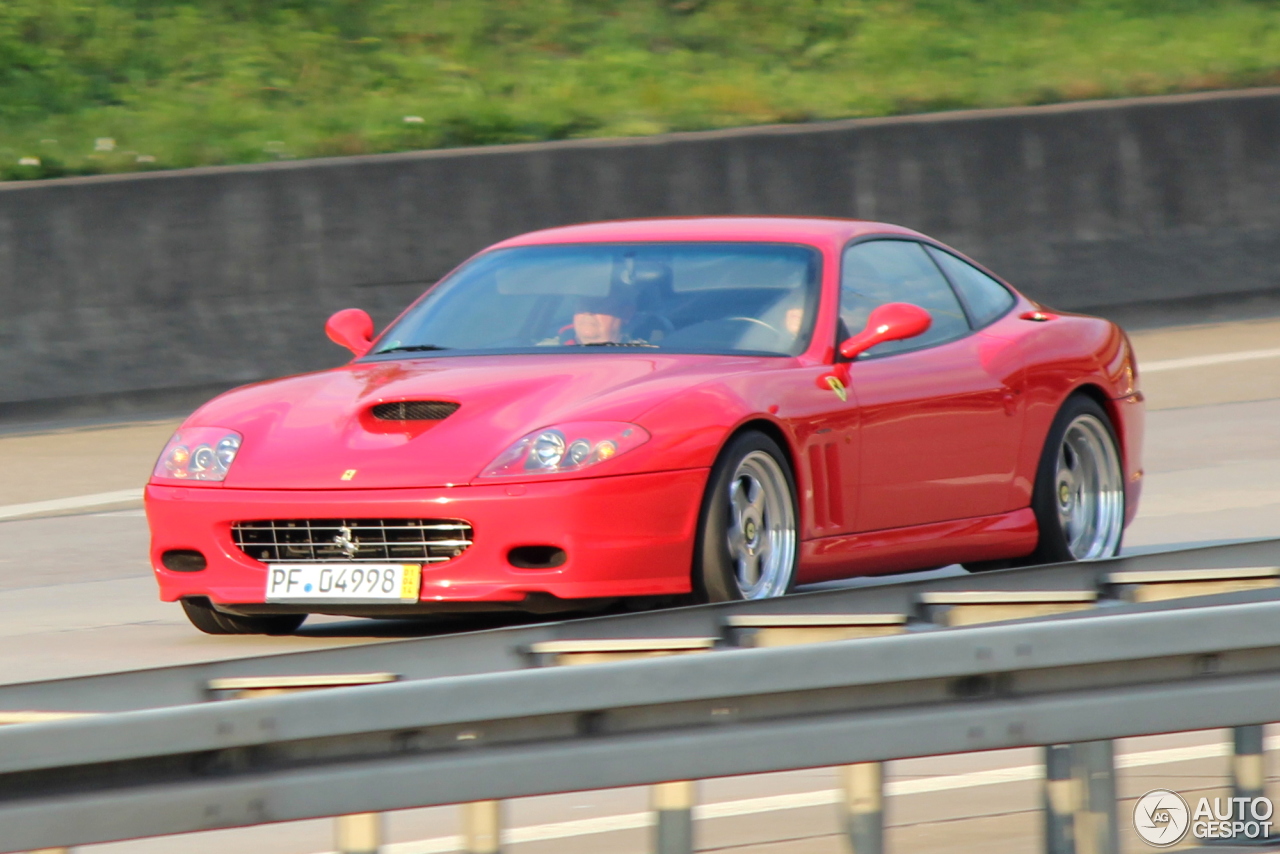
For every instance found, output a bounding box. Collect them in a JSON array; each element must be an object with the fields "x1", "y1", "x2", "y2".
[{"x1": 565, "y1": 290, "x2": 641, "y2": 345}]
